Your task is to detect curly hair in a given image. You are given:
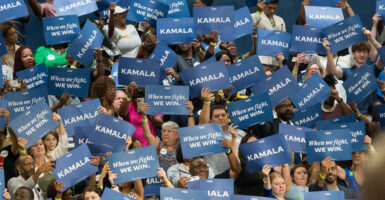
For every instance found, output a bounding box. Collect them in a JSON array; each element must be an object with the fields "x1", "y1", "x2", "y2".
[
  {"x1": 89, "y1": 76, "x2": 116, "y2": 105},
  {"x1": 14, "y1": 46, "x2": 36, "y2": 77},
  {"x1": 323, "y1": 74, "x2": 338, "y2": 87}
]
